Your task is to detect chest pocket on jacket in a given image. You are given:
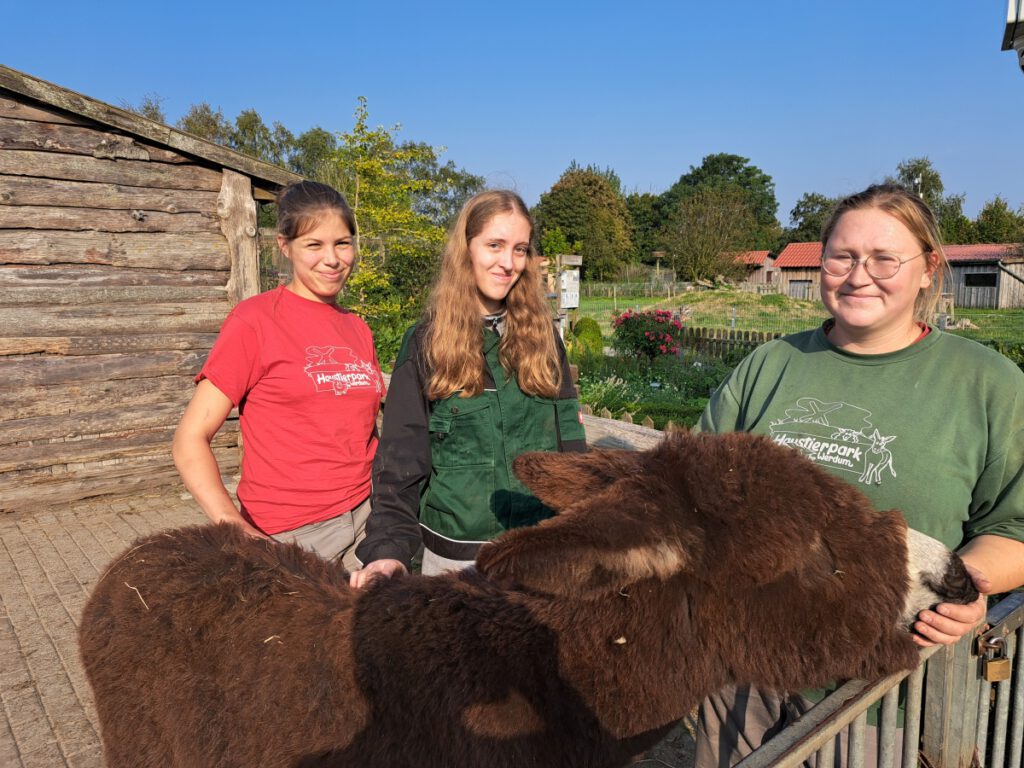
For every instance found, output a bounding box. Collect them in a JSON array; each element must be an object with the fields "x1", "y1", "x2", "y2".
[{"x1": 428, "y1": 397, "x2": 494, "y2": 467}]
